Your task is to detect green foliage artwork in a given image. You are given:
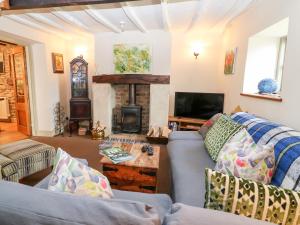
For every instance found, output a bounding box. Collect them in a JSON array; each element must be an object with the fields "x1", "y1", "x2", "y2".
[{"x1": 114, "y1": 44, "x2": 151, "y2": 74}]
